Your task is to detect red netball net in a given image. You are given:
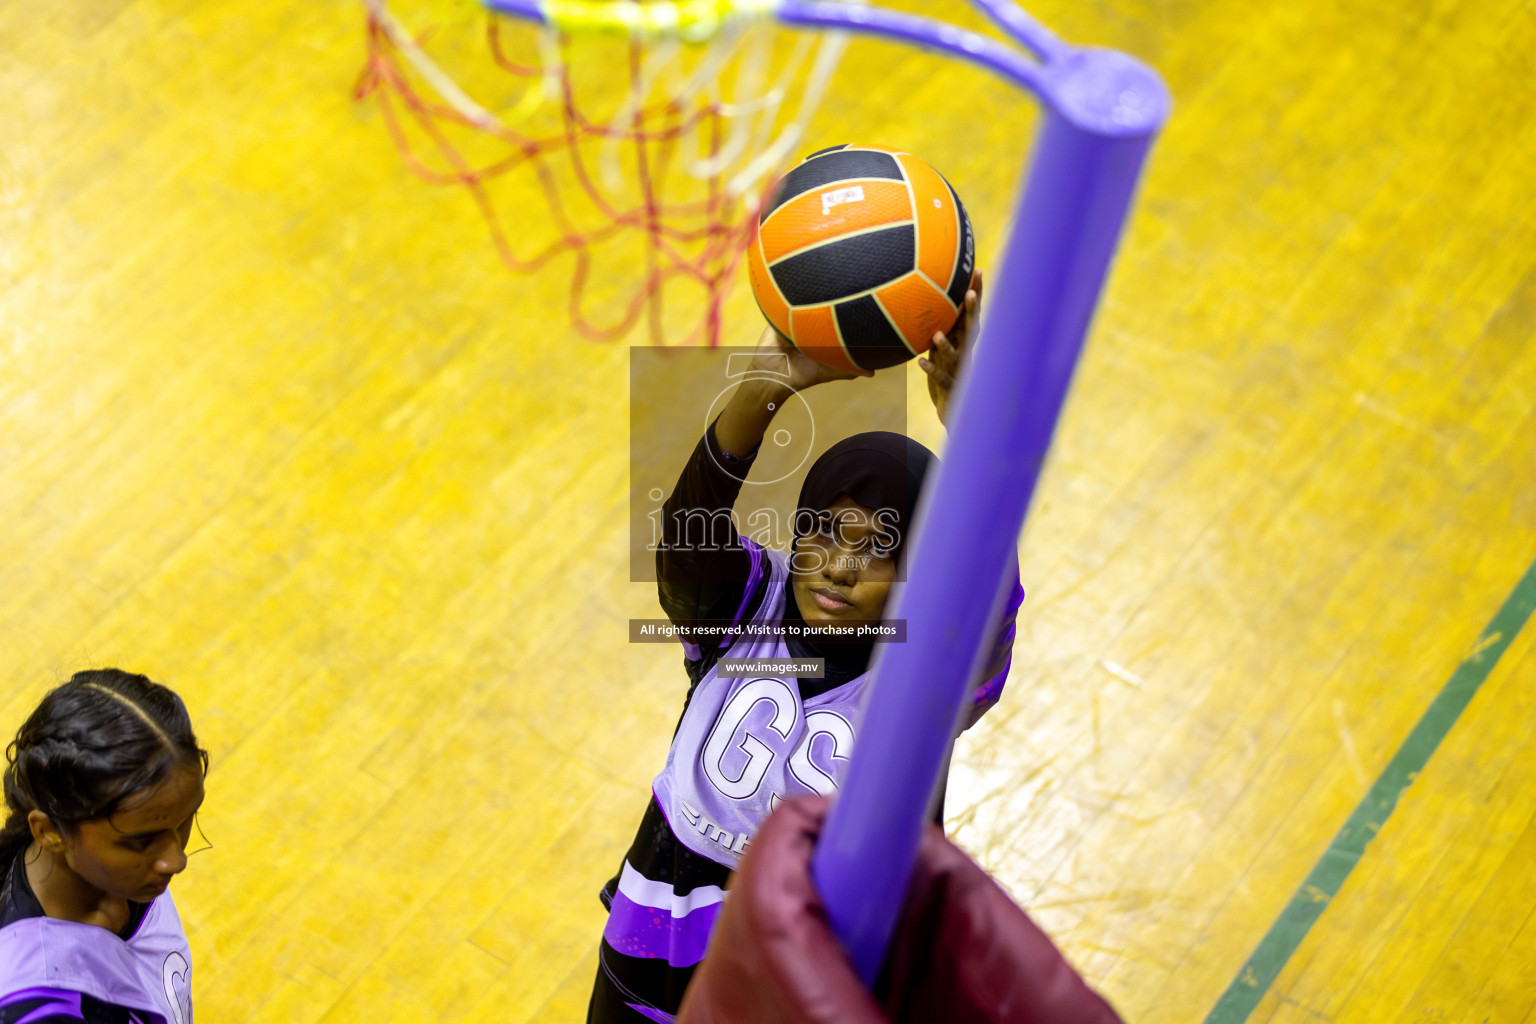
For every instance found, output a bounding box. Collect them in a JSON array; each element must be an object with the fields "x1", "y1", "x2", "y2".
[{"x1": 355, "y1": 1, "x2": 841, "y2": 346}]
